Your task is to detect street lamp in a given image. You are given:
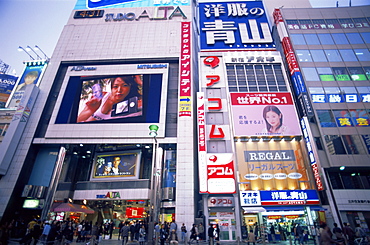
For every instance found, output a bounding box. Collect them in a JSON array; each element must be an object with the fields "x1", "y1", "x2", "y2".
[
  {"x1": 34, "y1": 45, "x2": 50, "y2": 60},
  {"x1": 149, "y1": 124, "x2": 160, "y2": 244},
  {"x1": 26, "y1": 46, "x2": 42, "y2": 60},
  {"x1": 18, "y1": 46, "x2": 35, "y2": 60}
]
